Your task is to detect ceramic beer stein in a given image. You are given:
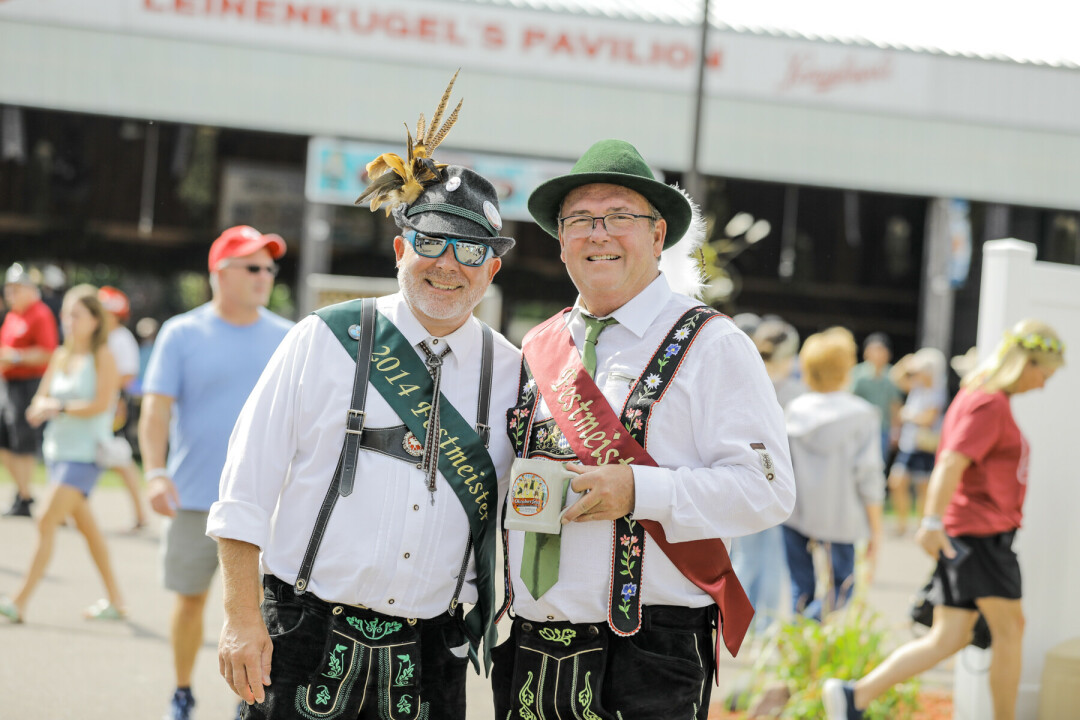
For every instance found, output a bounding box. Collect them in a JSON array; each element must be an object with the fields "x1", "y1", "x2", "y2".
[{"x1": 504, "y1": 457, "x2": 574, "y2": 534}]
